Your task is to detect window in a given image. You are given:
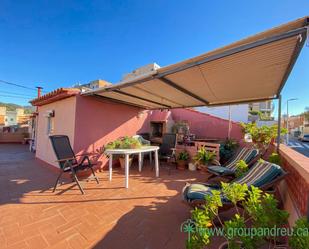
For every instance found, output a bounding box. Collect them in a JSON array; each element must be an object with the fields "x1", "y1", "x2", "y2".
[{"x1": 47, "y1": 117, "x2": 54, "y2": 135}]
